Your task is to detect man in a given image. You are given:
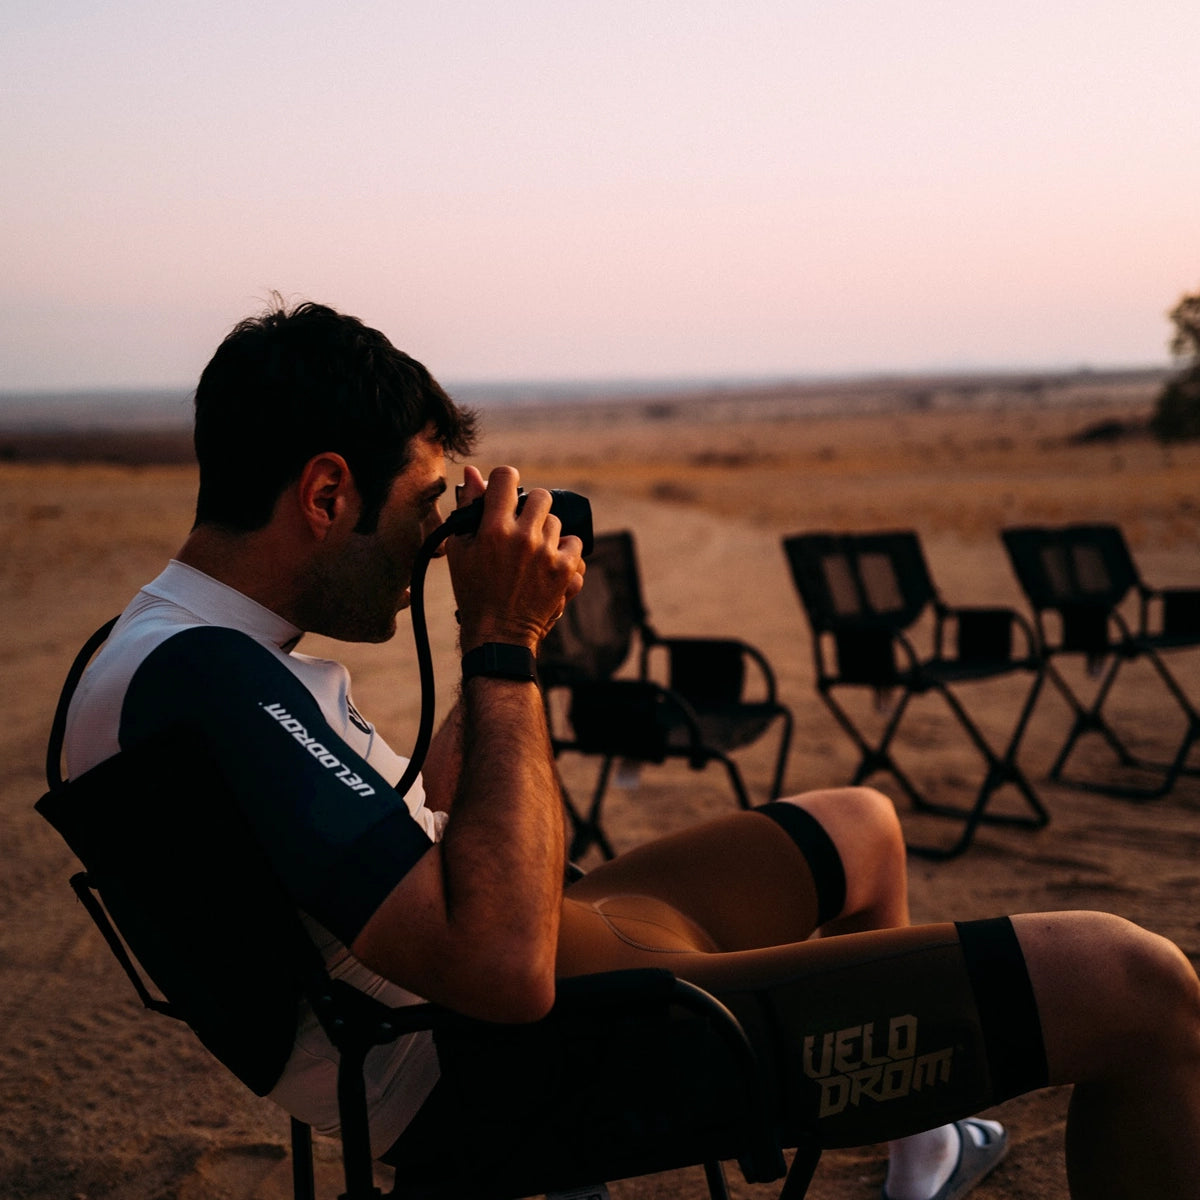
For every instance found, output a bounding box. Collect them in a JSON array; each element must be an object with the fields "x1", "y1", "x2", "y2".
[{"x1": 65, "y1": 300, "x2": 1200, "y2": 1200}]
